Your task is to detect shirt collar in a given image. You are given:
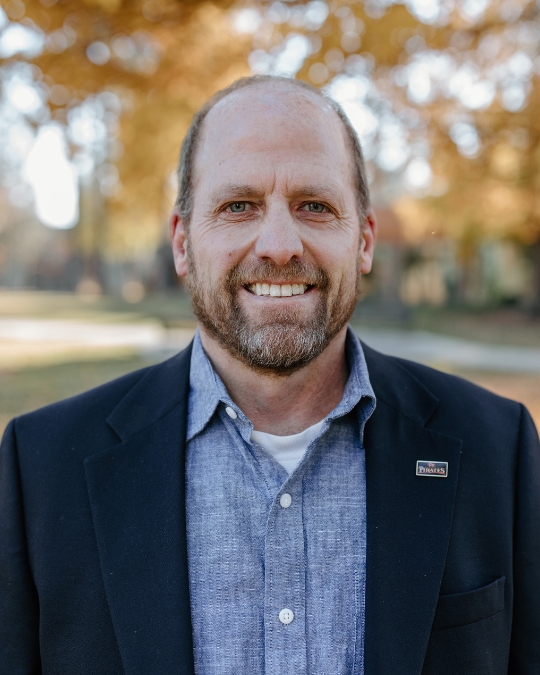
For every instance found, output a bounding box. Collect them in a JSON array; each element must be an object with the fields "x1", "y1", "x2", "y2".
[
  {"x1": 328, "y1": 325, "x2": 376, "y2": 424},
  {"x1": 187, "y1": 329, "x2": 235, "y2": 441},
  {"x1": 187, "y1": 325, "x2": 376, "y2": 442}
]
